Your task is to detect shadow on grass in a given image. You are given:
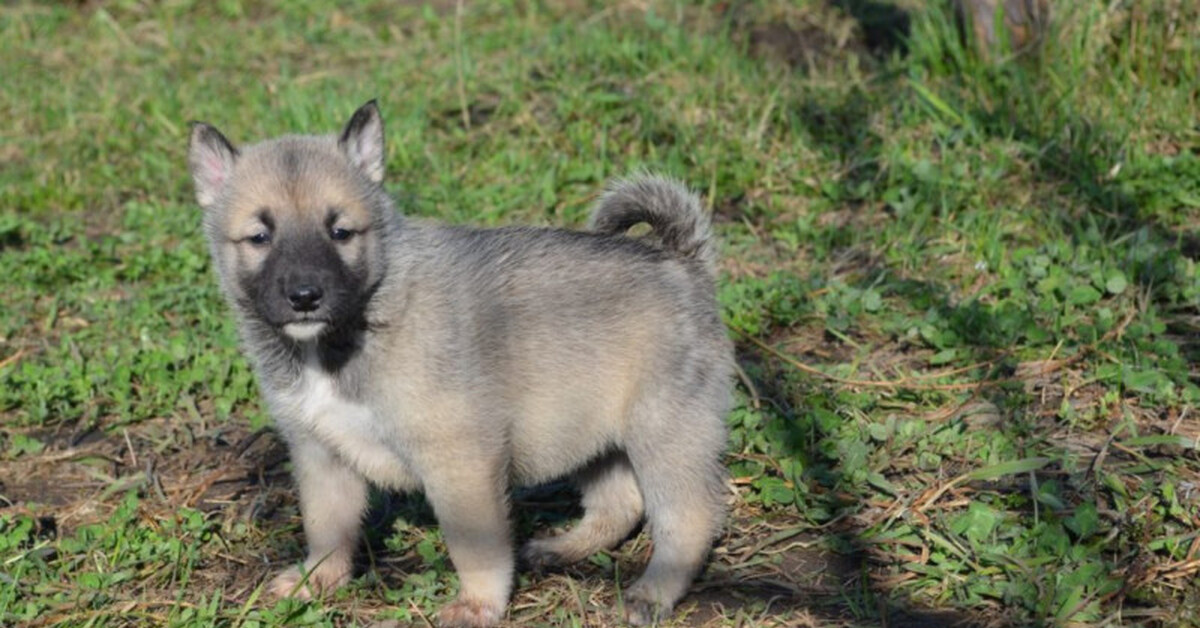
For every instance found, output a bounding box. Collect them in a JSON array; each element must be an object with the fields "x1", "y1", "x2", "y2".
[
  {"x1": 963, "y1": 68, "x2": 1200, "y2": 366},
  {"x1": 976, "y1": 95, "x2": 1200, "y2": 255},
  {"x1": 720, "y1": 5, "x2": 1197, "y2": 624},
  {"x1": 733, "y1": 351, "x2": 1012, "y2": 628}
]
